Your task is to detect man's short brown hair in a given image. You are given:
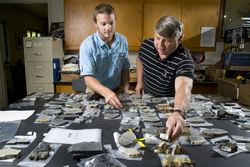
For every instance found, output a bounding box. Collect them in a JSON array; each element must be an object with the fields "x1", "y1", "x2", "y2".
[{"x1": 93, "y1": 3, "x2": 116, "y2": 22}]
